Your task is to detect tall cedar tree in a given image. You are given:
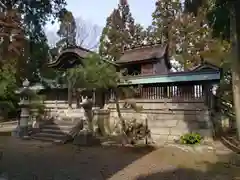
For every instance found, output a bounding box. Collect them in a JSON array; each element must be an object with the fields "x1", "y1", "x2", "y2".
[
  {"x1": 57, "y1": 9, "x2": 76, "y2": 49},
  {"x1": 185, "y1": 0, "x2": 240, "y2": 139},
  {"x1": 152, "y1": 0, "x2": 226, "y2": 70},
  {"x1": 55, "y1": 9, "x2": 77, "y2": 108},
  {"x1": 99, "y1": 0, "x2": 135, "y2": 61},
  {"x1": 209, "y1": 0, "x2": 240, "y2": 139},
  {"x1": 0, "y1": 8, "x2": 25, "y2": 69},
  {"x1": 229, "y1": 0, "x2": 240, "y2": 139},
  {"x1": 130, "y1": 23, "x2": 149, "y2": 48},
  {"x1": 0, "y1": 0, "x2": 66, "y2": 83}
]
